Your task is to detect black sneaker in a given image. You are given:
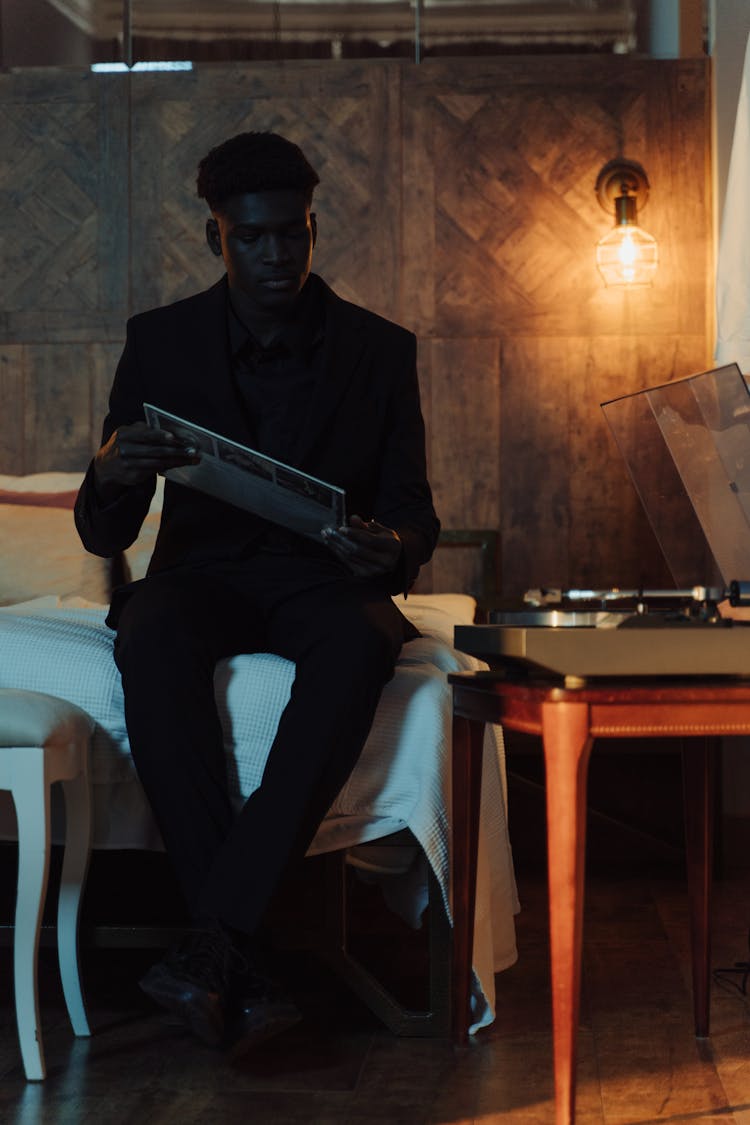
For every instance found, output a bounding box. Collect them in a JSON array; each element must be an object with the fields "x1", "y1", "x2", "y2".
[
  {"x1": 139, "y1": 924, "x2": 244, "y2": 1046},
  {"x1": 226, "y1": 950, "x2": 302, "y2": 1058}
]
